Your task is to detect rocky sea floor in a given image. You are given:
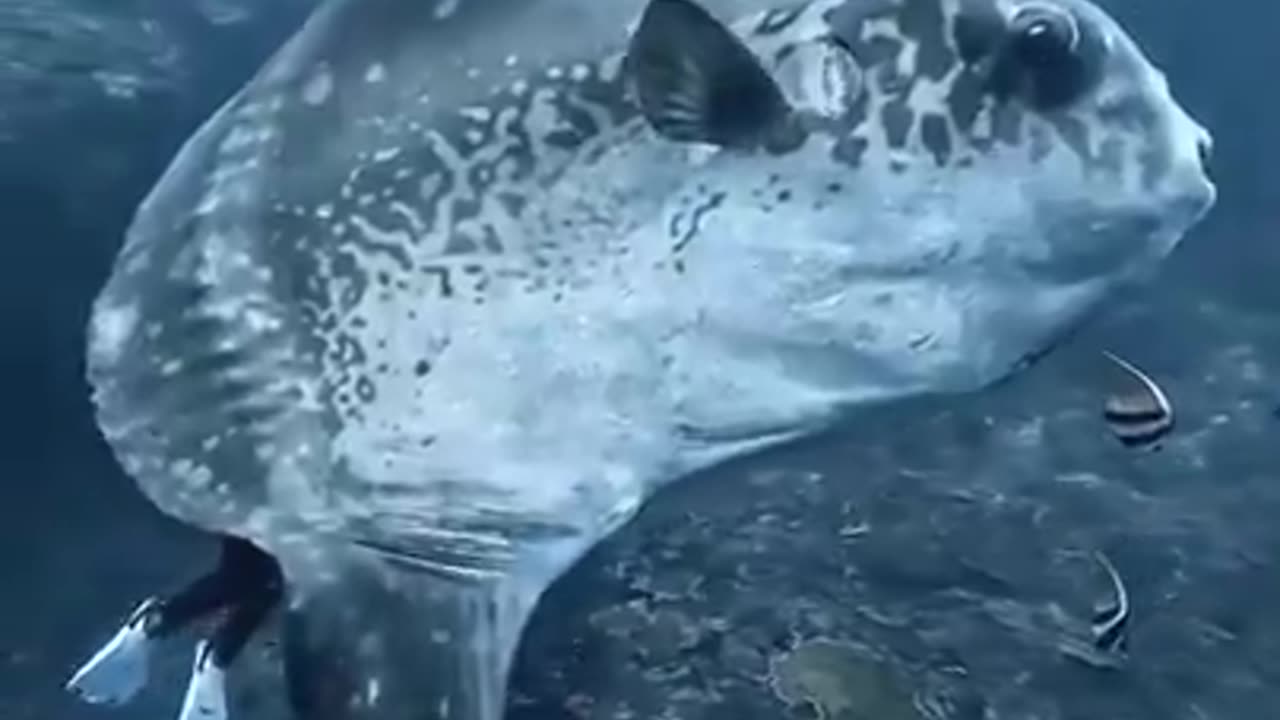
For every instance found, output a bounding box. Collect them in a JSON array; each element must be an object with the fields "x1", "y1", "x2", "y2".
[{"x1": 507, "y1": 300, "x2": 1280, "y2": 720}]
